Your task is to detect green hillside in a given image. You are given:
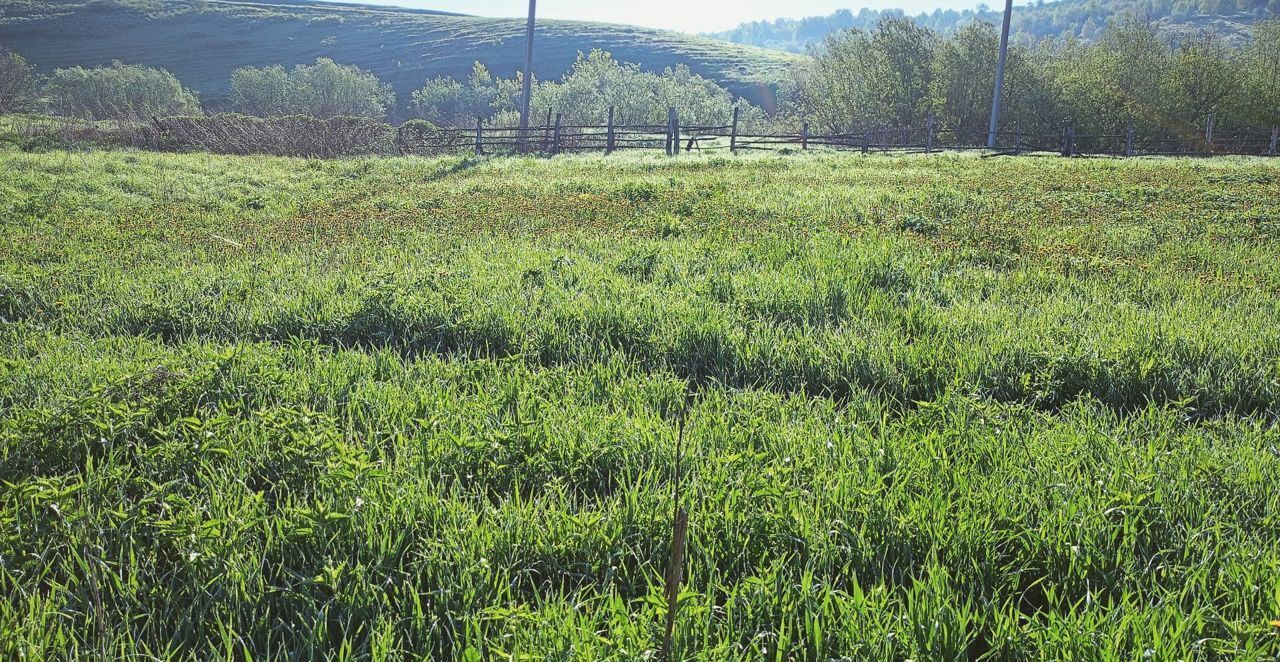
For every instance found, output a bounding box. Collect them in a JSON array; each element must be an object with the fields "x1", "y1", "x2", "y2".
[
  {"x1": 712, "y1": 0, "x2": 1276, "y2": 52},
  {"x1": 0, "y1": 0, "x2": 802, "y2": 112}
]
